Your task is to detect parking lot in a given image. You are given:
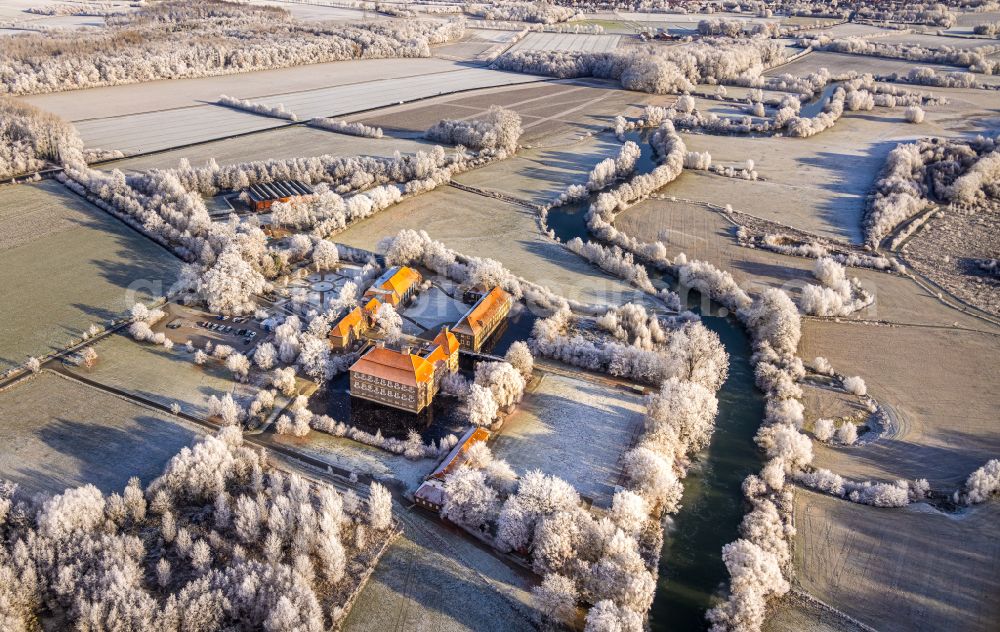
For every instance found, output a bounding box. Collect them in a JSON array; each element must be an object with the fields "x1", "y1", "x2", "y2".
[{"x1": 152, "y1": 303, "x2": 270, "y2": 352}]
